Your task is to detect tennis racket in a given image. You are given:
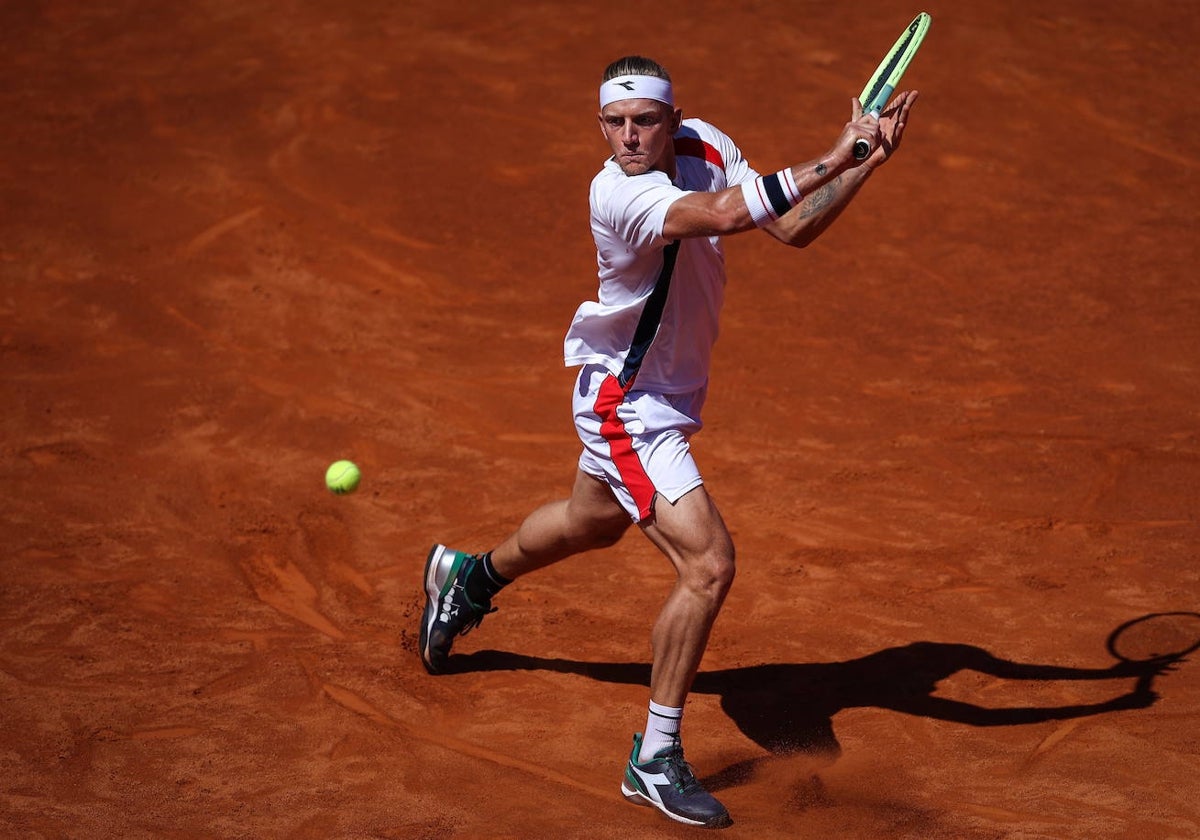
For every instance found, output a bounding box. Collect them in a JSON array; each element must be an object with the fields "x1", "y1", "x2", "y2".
[
  {"x1": 852, "y1": 12, "x2": 932, "y2": 160},
  {"x1": 1106, "y1": 612, "x2": 1200, "y2": 664}
]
